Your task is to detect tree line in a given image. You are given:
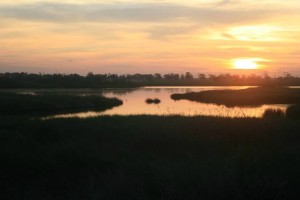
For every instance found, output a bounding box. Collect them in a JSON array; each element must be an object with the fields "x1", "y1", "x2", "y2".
[{"x1": 0, "y1": 72, "x2": 299, "y2": 88}]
